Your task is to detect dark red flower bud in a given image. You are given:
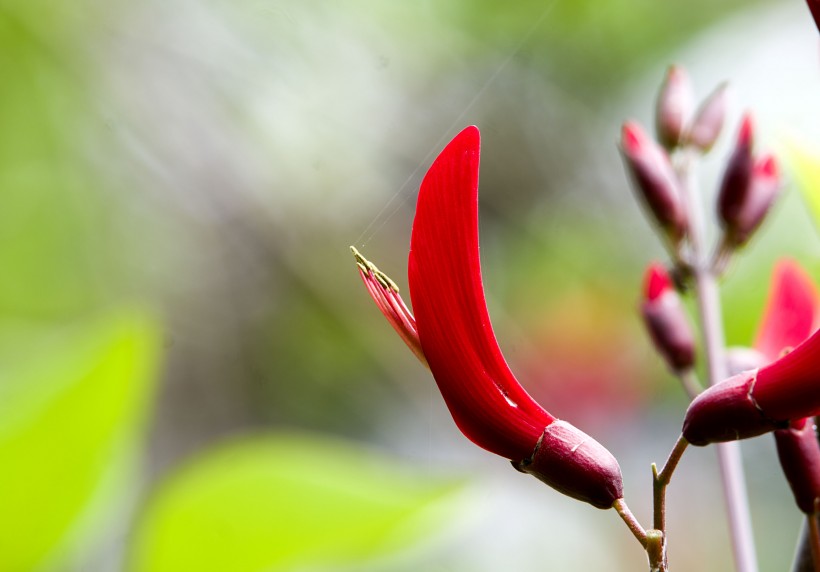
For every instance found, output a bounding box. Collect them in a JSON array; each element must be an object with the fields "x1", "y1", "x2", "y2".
[
  {"x1": 774, "y1": 420, "x2": 820, "y2": 514},
  {"x1": 656, "y1": 66, "x2": 694, "y2": 149},
  {"x1": 683, "y1": 328, "x2": 820, "y2": 446},
  {"x1": 513, "y1": 421, "x2": 623, "y2": 509},
  {"x1": 725, "y1": 154, "x2": 781, "y2": 247},
  {"x1": 717, "y1": 113, "x2": 755, "y2": 232},
  {"x1": 807, "y1": 0, "x2": 820, "y2": 33},
  {"x1": 640, "y1": 263, "x2": 695, "y2": 371},
  {"x1": 687, "y1": 83, "x2": 728, "y2": 152},
  {"x1": 408, "y1": 126, "x2": 624, "y2": 509},
  {"x1": 620, "y1": 122, "x2": 688, "y2": 242}
]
